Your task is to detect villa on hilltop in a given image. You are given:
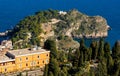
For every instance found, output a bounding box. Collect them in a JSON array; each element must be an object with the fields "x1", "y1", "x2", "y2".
[{"x1": 0, "y1": 46, "x2": 50, "y2": 73}]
